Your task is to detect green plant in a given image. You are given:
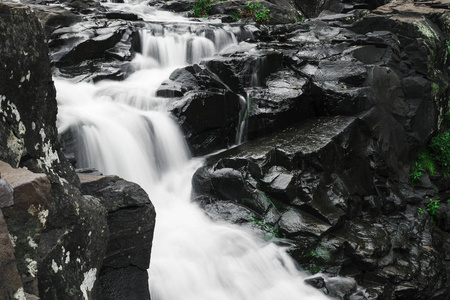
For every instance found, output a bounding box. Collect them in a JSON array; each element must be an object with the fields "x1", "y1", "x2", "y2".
[
  {"x1": 429, "y1": 131, "x2": 450, "y2": 176},
  {"x1": 192, "y1": 0, "x2": 211, "y2": 17},
  {"x1": 245, "y1": 1, "x2": 270, "y2": 23},
  {"x1": 431, "y1": 82, "x2": 439, "y2": 92},
  {"x1": 446, "y1": 40, "x2": 450, "y2": 54},
  {"x1": 409, "y1": 160, "x2": 425, "y2": 185},
  {"x1": 426, "y1": 198, "x2": 441, "y2": 216},
  {"x1": 409, "y1": 132, "x2": 450, "y2": 186},
  {"x1": 230, "y1": 11, "x2": 240, "y2": 21},
  {"x1": 444, "y1": 109, "x2": 450, "y2": 121},
  {"x1": 248, "y1": 213, "x2": 280, "y2": 238}
]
